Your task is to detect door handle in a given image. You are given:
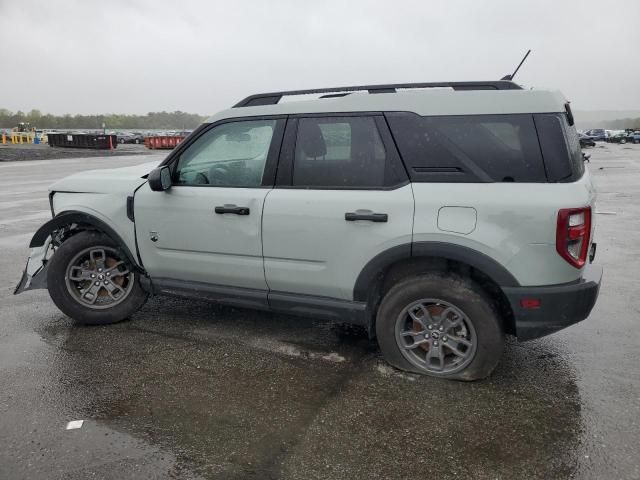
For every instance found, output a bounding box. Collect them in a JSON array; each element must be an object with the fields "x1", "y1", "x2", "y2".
[
  {"x1": 215, "y1": 204, "x2": 250, "y2": 215},
  {"x1": 345, "y1": 211, "x2": 388, "y2": 222}
]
